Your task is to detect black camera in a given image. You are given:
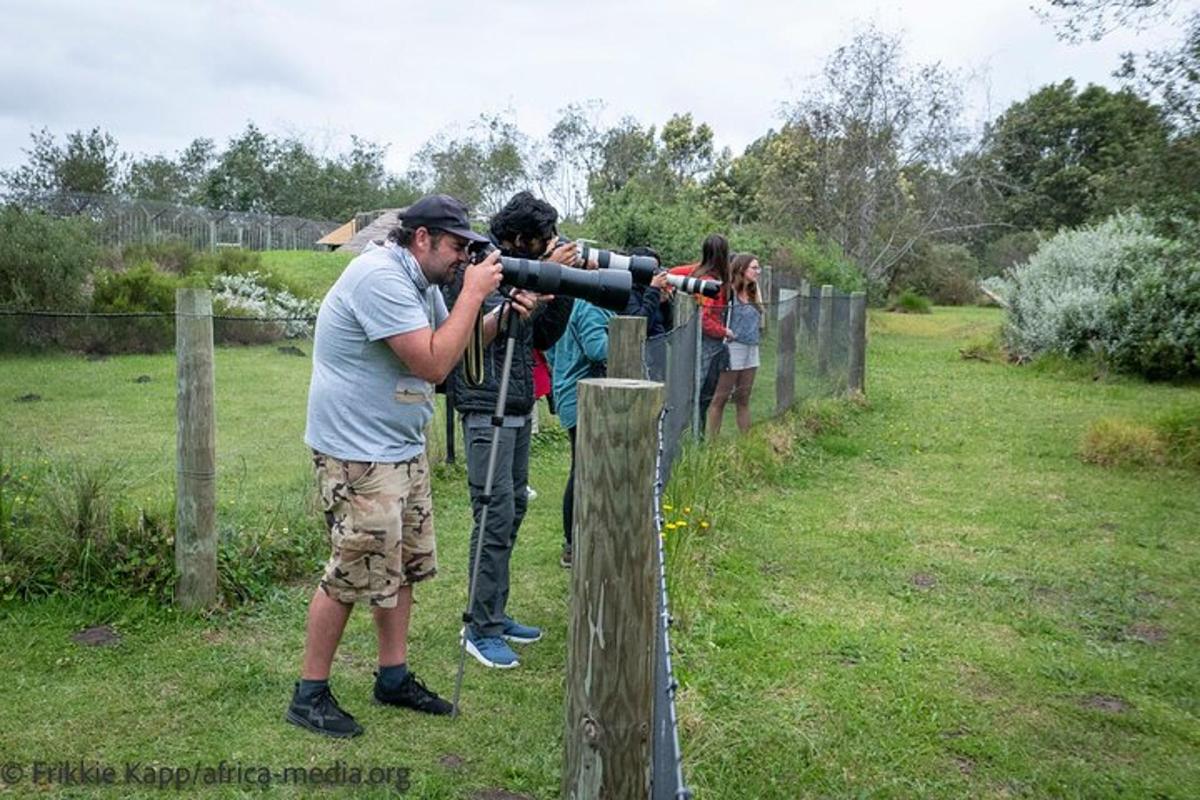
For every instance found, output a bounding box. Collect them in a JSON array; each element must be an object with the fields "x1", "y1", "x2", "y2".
[{"x1": 470, "y1": 243, "x2": 631, "y2": 313}]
